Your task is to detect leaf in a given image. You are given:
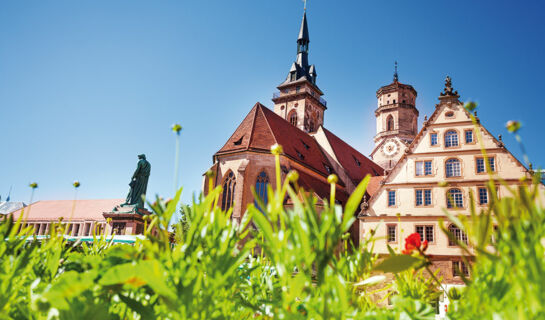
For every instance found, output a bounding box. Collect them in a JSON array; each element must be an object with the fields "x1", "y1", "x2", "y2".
[
  {"x1": 354, "y1": 275, "x2": 386, "y2": 287},
  {"x1": 374, "y1": 255, "x2": 421, "y2": 273}
]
